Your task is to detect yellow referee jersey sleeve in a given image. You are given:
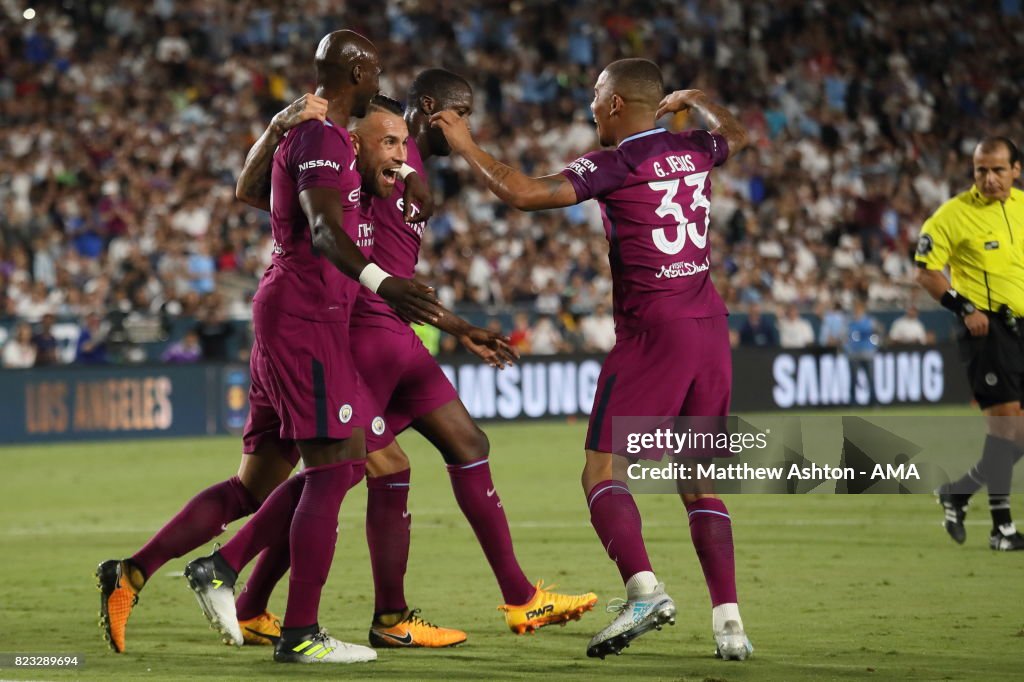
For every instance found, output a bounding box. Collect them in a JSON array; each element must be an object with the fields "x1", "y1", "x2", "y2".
[{"x1": 915, "y1": 186, "x2": 1024, "y2": 316}]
